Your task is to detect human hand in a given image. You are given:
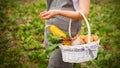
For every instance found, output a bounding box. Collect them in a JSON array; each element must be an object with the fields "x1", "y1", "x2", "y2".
[{"x1": 39, "y1": 10, "x2": 58, "y2": 20}]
